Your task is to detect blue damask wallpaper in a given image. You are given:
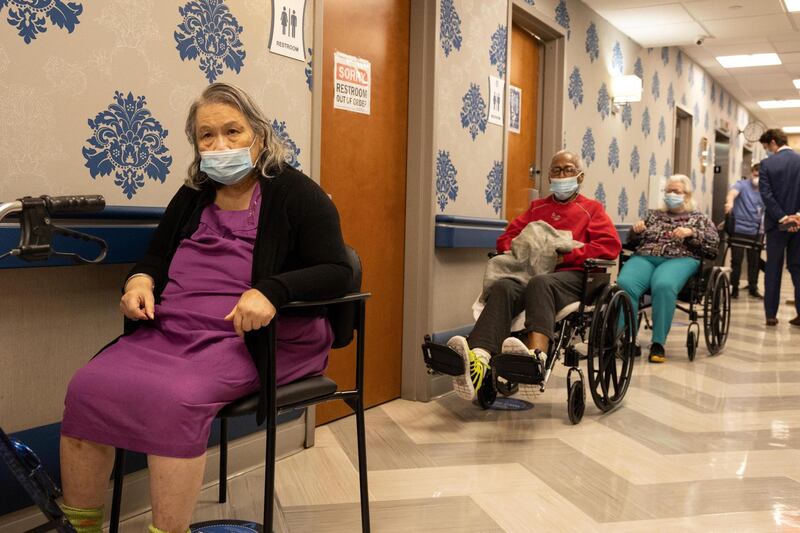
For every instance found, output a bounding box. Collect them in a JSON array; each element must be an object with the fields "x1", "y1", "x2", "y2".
[
  {"x1": 82, "y1": 91, "x2": 172, "y2": 199},
  {"x1": 175, "y1": 0, "x2": 246, "y2": 83},
  {"x1": 0, "y1": 0, "x2": 314, "y2": 205},
  {"x1": 433, "y1": 0, "x2": 757, "y2": 221},
  {"x1": 1, "y1": 0, "x2": 83, "y2": 44}
]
